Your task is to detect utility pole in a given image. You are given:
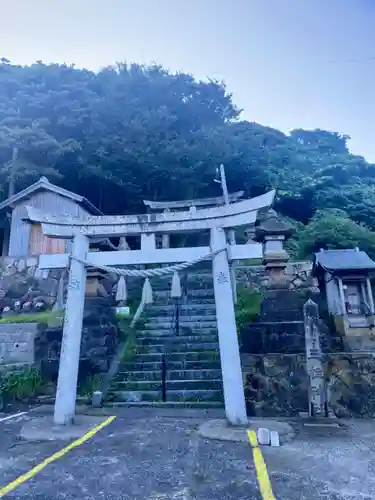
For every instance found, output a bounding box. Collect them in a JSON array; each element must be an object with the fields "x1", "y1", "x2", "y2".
[
  {"x1": 8, "y1": 146, "x2": 18, "y2": 198},
  {"x1": 215, "y1": 164, "x2": 237, "y2": 303}
]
